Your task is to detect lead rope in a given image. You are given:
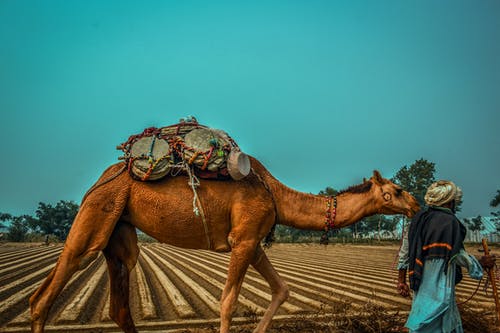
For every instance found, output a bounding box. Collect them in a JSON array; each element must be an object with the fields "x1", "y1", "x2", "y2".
[
  {"x1": 457, "y1": 277, "x2": 483, "y2": 305},
  {"x1": 186, "y1": 163, "x2": 211, "y2": 249}
]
